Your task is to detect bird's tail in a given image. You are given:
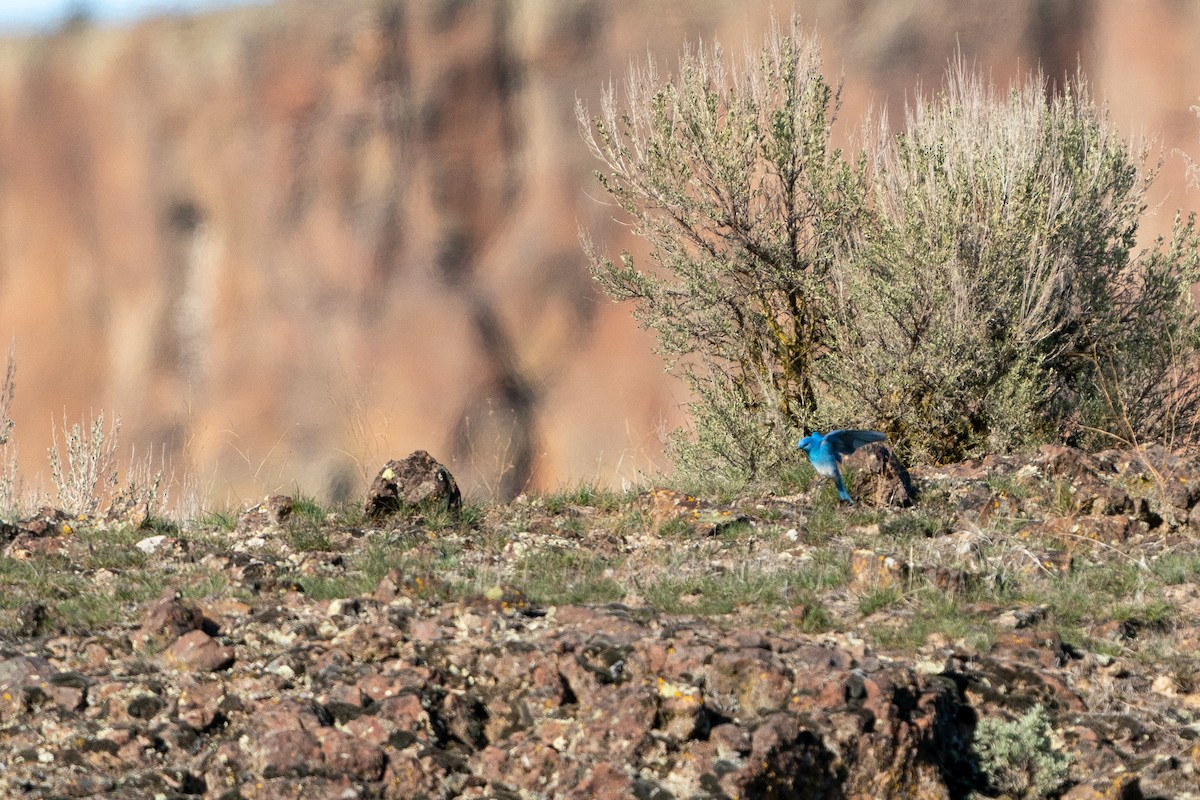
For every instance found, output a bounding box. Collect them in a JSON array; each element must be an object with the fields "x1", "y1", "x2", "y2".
[{"x1": 833, "y1": 470, "x2": 853, "y2": 504}]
